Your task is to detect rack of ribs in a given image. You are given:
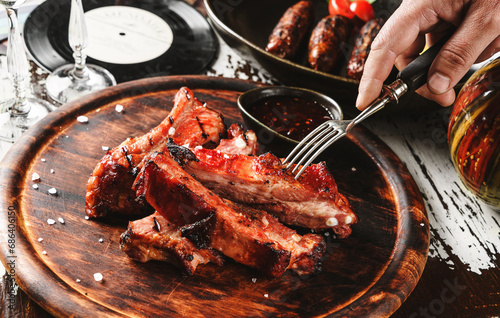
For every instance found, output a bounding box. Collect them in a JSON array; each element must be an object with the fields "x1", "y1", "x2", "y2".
[
  {"x1": 85, "y1": 87, "x2": 226, "y2": 217},
  {"x1": 133, "y1": 151, "x2": 325, "y2": 278},
  {"x1": 120, "y1": 211, "x2": 224, "y2": 276},
  {"x1": 86, "y1": 87, "x2": 356, "y2": 277},
  {"x1": 166, "y1": 140, "x2": 356, "y2": 237}
]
